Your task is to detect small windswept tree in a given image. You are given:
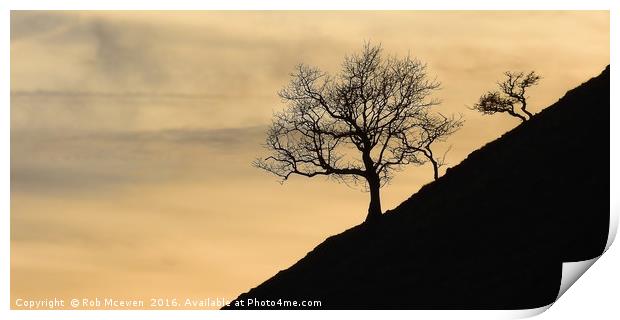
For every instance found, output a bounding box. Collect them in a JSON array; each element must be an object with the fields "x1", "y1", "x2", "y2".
[
  {"x1": 416, "y1": 113, "x2": 463, "y2": 180},
  {"x1": 473, "y1": 71, "x2": 541, "y2": 122},
  {"x1": 254, "y1": 44, "x2": 462, "y2": 223}
]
